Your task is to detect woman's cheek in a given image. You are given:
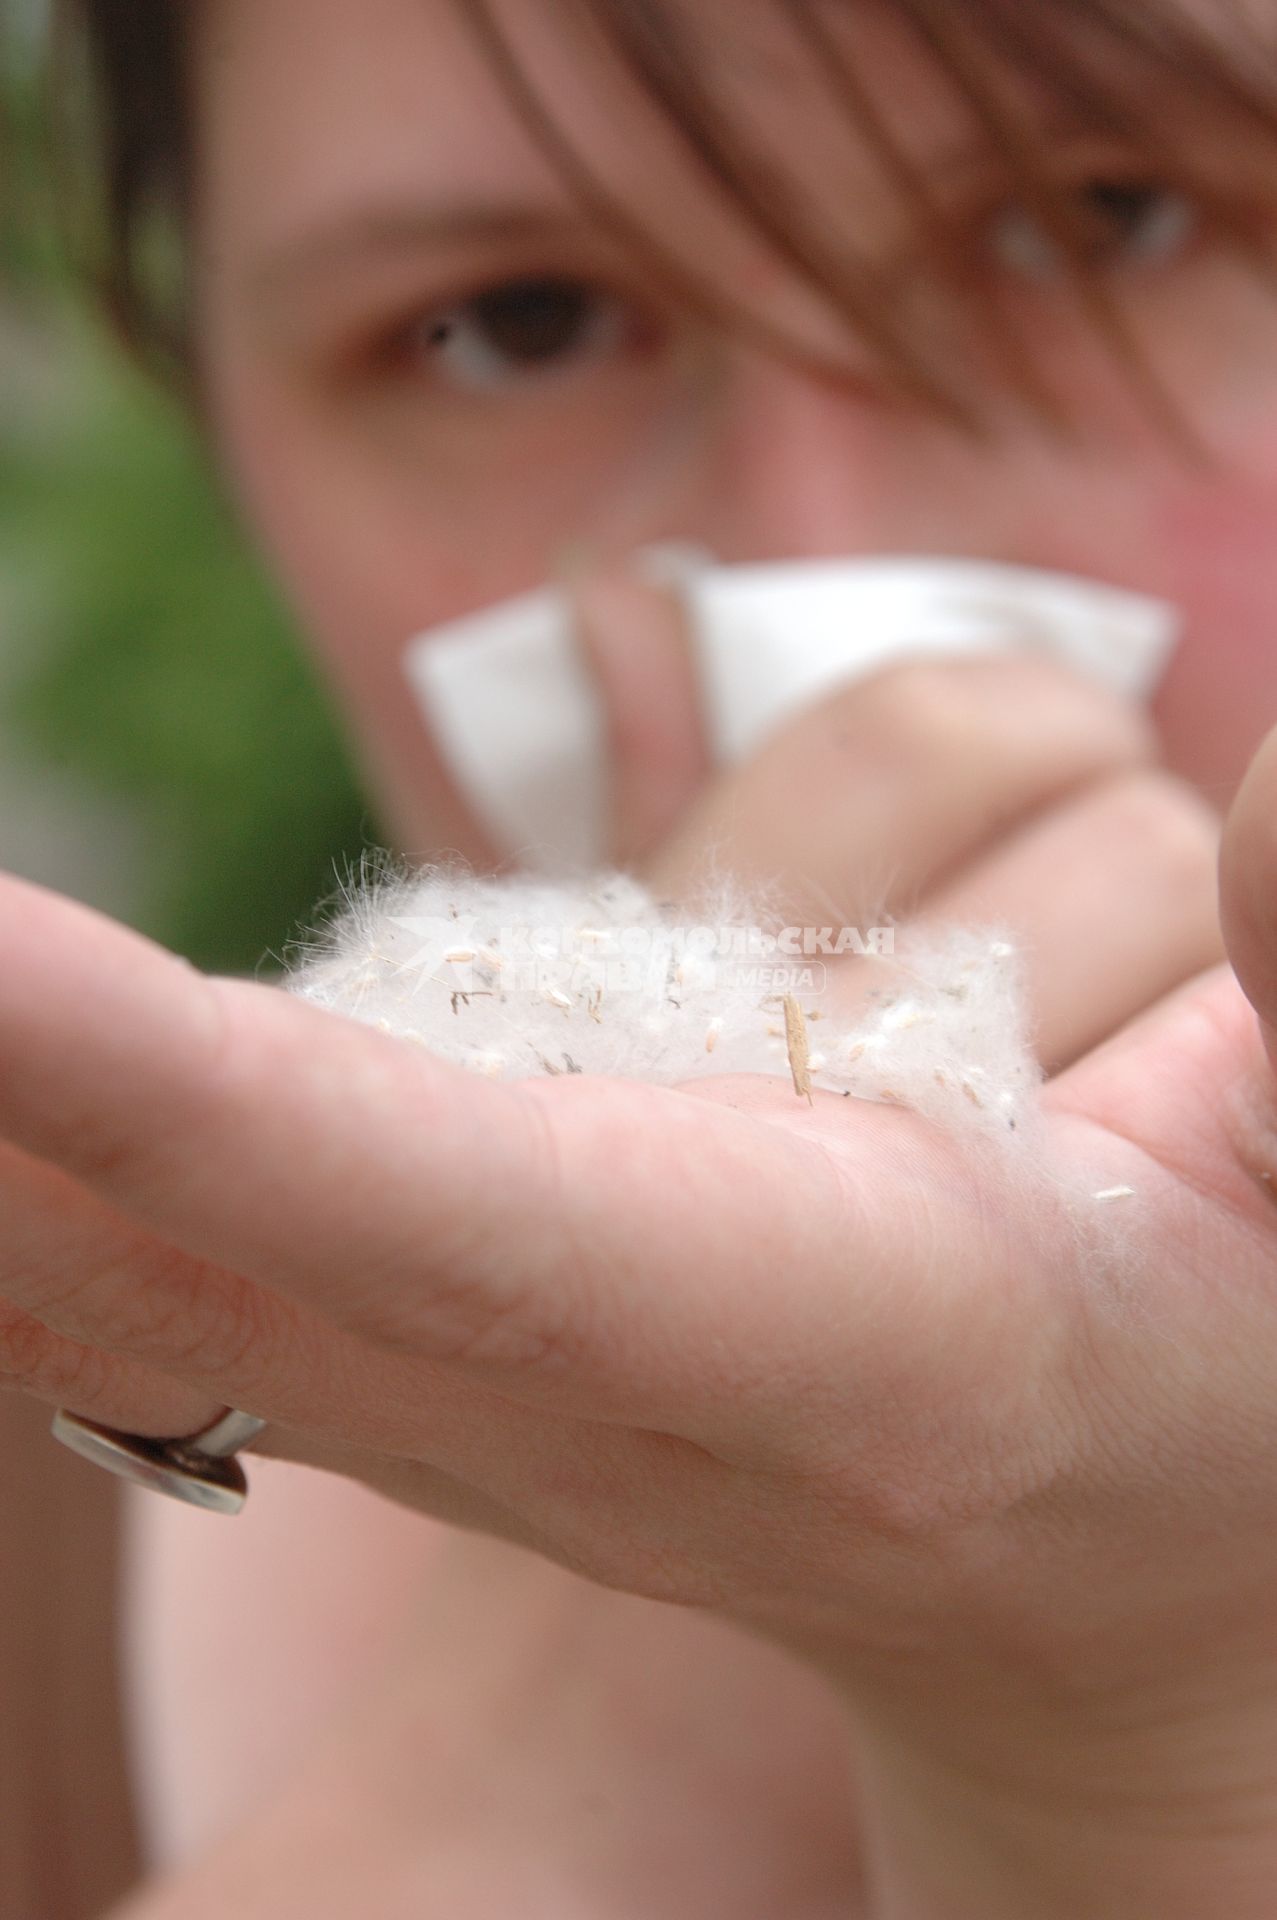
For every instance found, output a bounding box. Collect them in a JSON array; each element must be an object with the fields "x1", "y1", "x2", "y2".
[
  {"x1": 1147, "y1": 449, "x2": 1277, "y2": 802},
  {"x1": 208, "y1": 368, "x2": 545, "y2": 652}
]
